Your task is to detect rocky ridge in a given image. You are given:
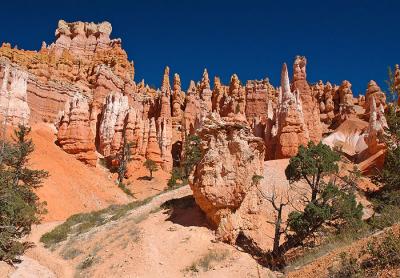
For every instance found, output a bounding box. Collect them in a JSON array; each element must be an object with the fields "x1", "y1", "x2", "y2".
[{"x1": 0, "y1": 21, "x2": 383, "y2": 171}]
